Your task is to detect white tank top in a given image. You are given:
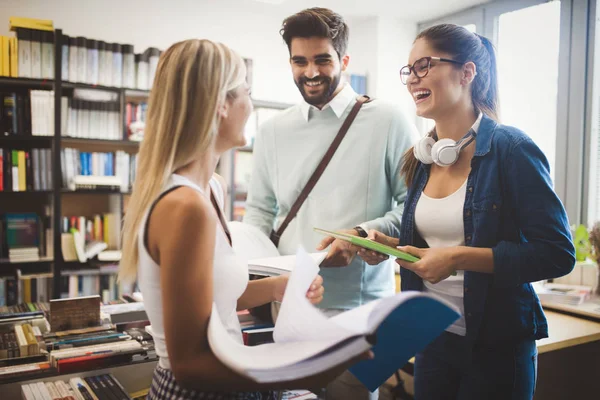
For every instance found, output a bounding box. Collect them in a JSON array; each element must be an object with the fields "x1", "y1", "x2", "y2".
[
  {"x1": 137, "y1": 174, "x2": 248, "y2": 369},
  {"x1": 415, "y1": 179, "x2": 467, "y2": 336}
]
